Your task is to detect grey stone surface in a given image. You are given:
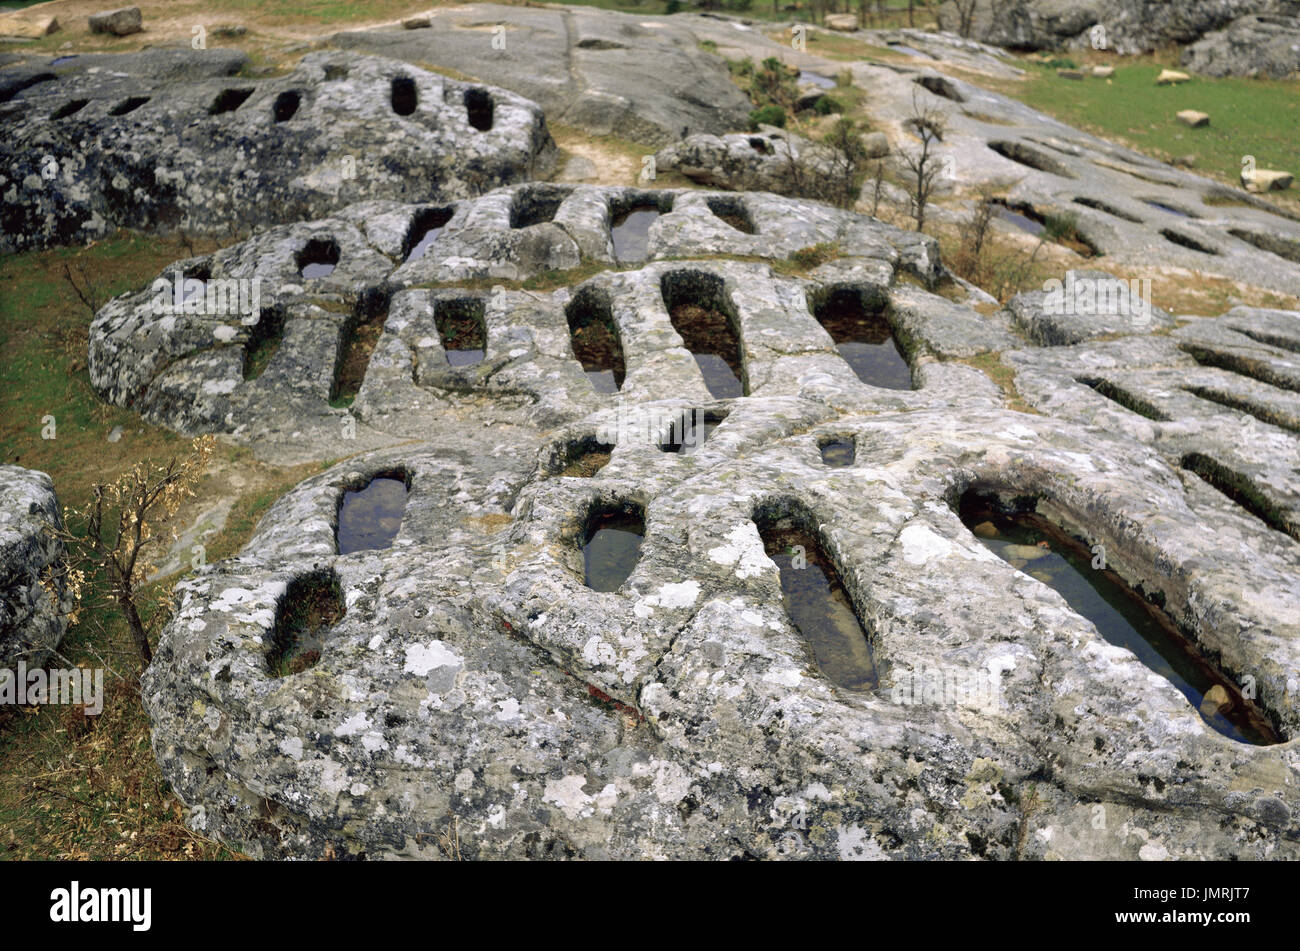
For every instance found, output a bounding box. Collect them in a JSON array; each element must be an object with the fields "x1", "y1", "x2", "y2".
[
  {"x1": 143, "y1": 401, "x2": 1300, "y2": 859},
  {"x1": 0, "y1": 50, "x2": 555, "y2": 252},
  {"x1": 1006, "y1": 305, "x2": 1300, "y2": 541},
  {"x1": 954, "y1": 0, "x2": 1288, "y2": 58},
  {"x1": 330, "y1": 3, "x2": 753, "y2": 147},
  {"x1": 1183, "y1": 13, "x2": 1300, "y2": 77},
  {"x1": 0, "y1": 467, "x2": 70, "y2": 670},
  {"x1": 654, "y1": 127, "x2": 845, "y2": 199},
  {"x1": 123, "y1": 178, "x2": 1300, "y2": 860},
  {"x1": 88, "y1": 184, "x2": 970, "y2": 464}
]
